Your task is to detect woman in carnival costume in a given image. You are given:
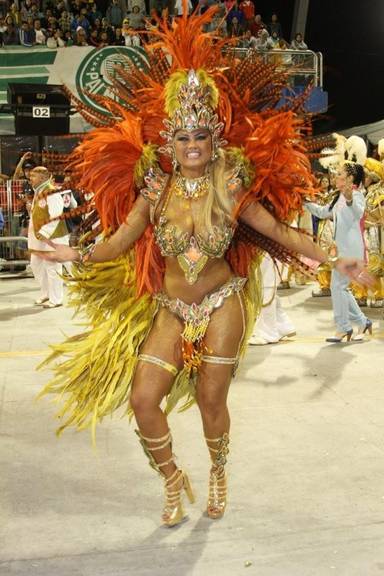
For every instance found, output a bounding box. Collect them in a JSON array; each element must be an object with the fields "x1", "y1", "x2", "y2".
[{"x1": 37, "y1": 7, "x2": 372, "y2": 526}]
